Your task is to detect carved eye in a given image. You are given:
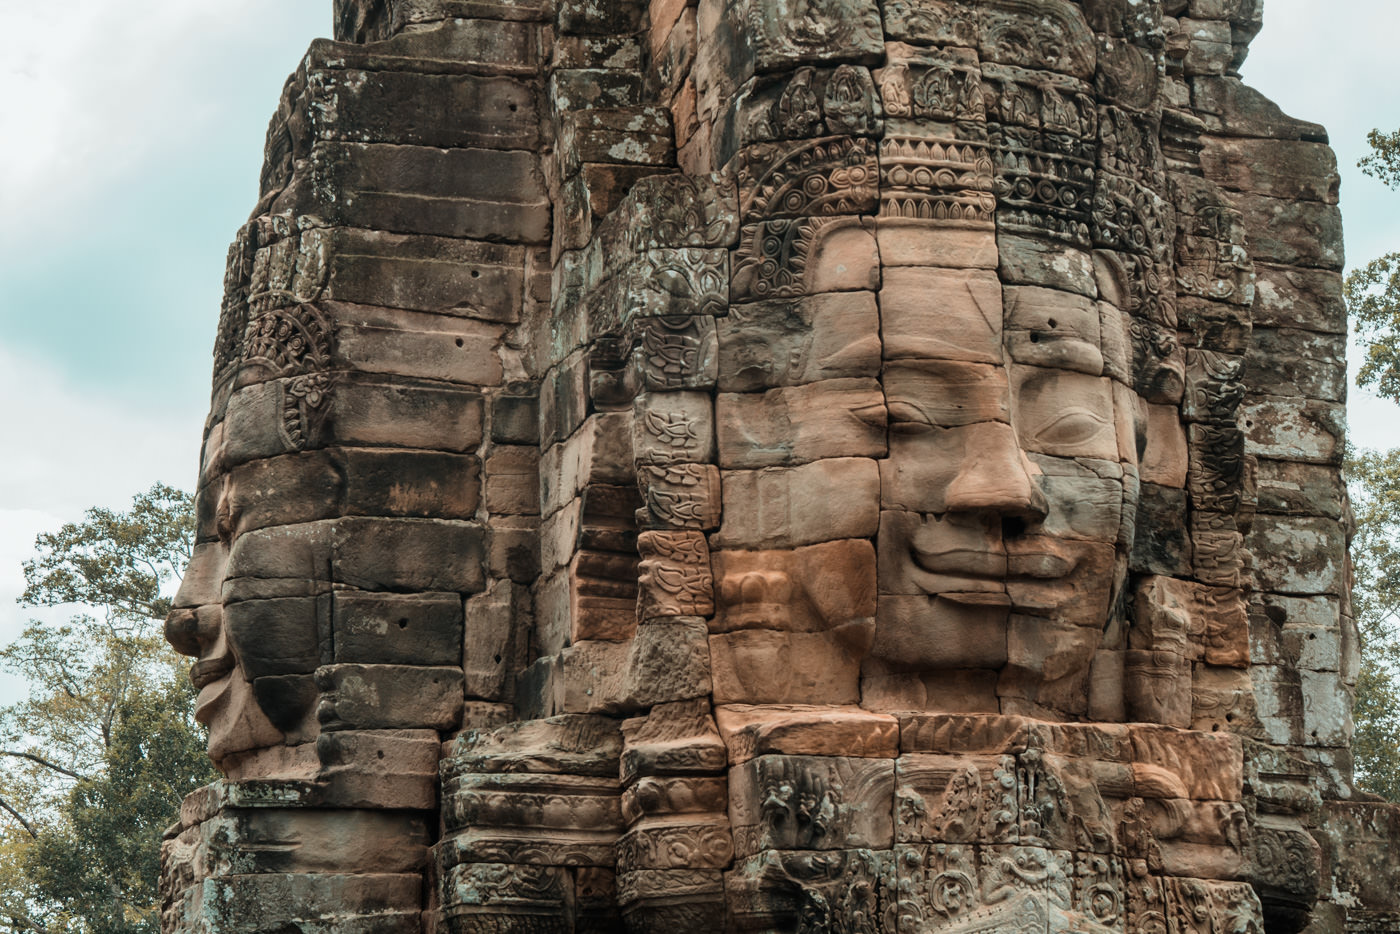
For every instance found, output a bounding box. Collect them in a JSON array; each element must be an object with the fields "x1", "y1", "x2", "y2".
[
  {"x1": 886, "y1": 400, "x2": 933, "y2": 434},
  {"x1": 1031, "y1": 408, "x2": 1110, "y2": 450},
  {"x1": 850, "y1": 402, "x2": 888, "y2": 430}
]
